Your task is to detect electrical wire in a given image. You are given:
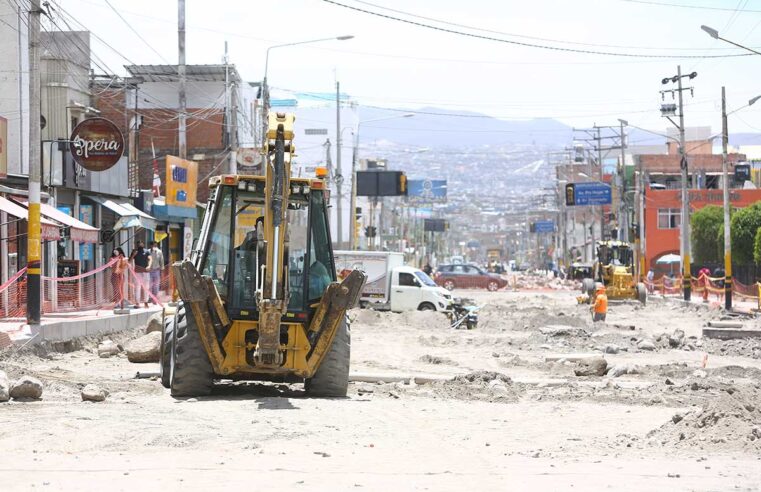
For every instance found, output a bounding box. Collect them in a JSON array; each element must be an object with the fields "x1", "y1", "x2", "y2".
[
  {"x1": 321, "y1": 0, "x2": 752, "y2": 59},
  {"x1": 620, "y1": 0, "x2": 761, "y2": 13}
]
